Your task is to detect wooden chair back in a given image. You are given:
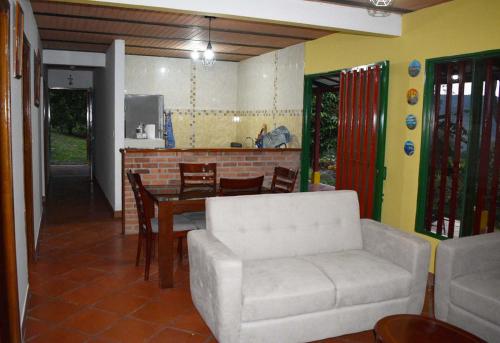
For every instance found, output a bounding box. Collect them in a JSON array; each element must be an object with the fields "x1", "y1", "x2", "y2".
[
  {"x1": 179, "y1": 163, "x2": 217, "y2": 192},
  {"x1": 219, "y1": 176, "x2": 264, "y2": 196},
  {"x1": 271, "y1": 166, "x2": 298, "y2": 193},
  {"x1": 126, "y1": 170, "x2": 153, "y2": 235}
]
